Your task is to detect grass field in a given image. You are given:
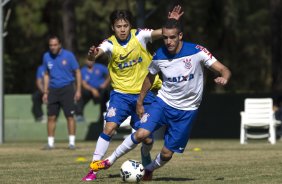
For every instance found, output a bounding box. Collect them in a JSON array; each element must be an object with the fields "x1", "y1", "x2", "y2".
[{"x1": 0, "y1": 139, "x2": 282, "y2": 184}]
